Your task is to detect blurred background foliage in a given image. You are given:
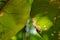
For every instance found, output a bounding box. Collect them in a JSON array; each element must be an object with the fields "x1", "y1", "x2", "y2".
[
  {"x1": 0, "y1": 0, "x2": 60, "y2": 40},
  {"x1": 11, "y1": 18, "x2": 43, "y2": 40}
]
